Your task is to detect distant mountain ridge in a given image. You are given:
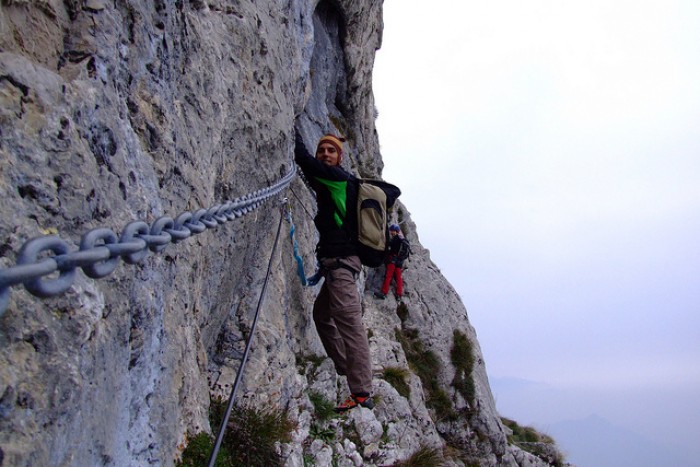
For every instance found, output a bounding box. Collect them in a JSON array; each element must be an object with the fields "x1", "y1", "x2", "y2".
[{"x1": 548, "y1": 414, "x2": 695, "y2": 467}]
